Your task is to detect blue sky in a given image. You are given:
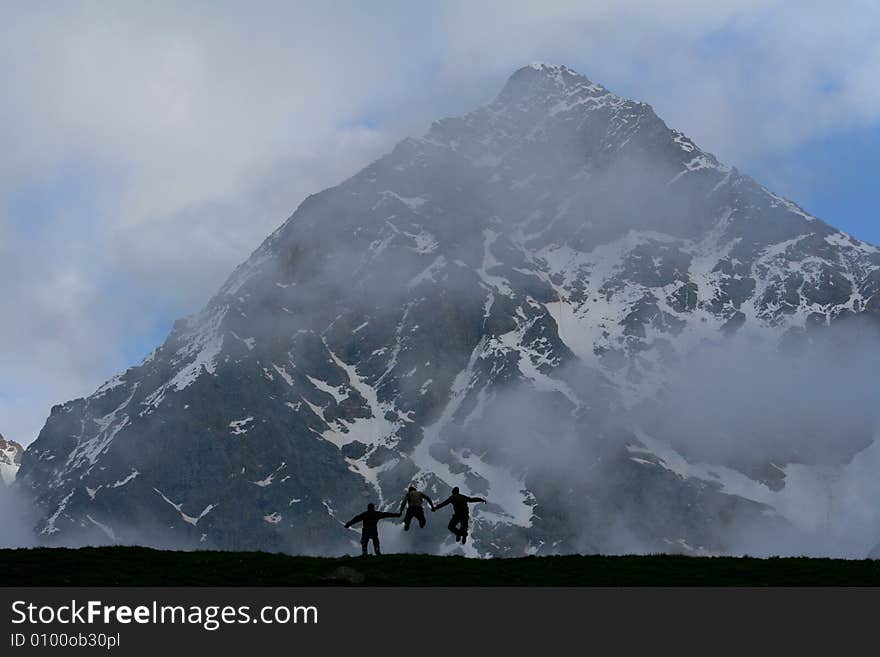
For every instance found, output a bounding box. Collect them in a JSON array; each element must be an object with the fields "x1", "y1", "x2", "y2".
[
  {"x1": 1, "y1": 1, "x2": 878, "y2": 445},
  {"x1": 756, "y1": 124, "x2": 880, "y2": 245}
]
